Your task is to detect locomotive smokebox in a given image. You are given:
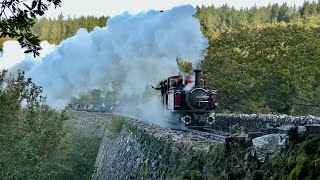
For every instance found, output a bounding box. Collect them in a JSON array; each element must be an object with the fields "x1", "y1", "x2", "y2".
[{"x1": 194, "y1": 69, "x2": 202, "y2": 88}]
